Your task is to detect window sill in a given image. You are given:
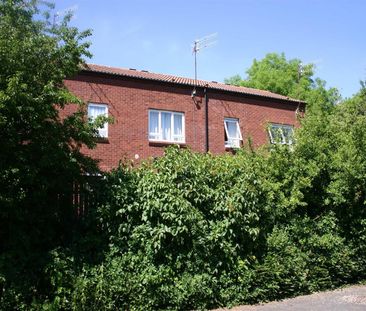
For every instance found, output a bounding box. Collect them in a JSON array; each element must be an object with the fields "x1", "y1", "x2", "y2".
[
  {"x1": 95, "y1": 137, "x2": 109, "y2": 144},
  {"x1": 270, "y1": 142, "x2": 293, "y2": 146},
  {"x1": 225, "y1": 143, "x2": 241, "y2": 149},
  {"x1": 225, "y1": 146, "x2": 241, "y2": 154},
  {"x1": 149, "y1": 140, "x2": 187, "y2": 147},
  {"x1": 225, "y1": 145, "x2": 240, "y2": 149}
]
